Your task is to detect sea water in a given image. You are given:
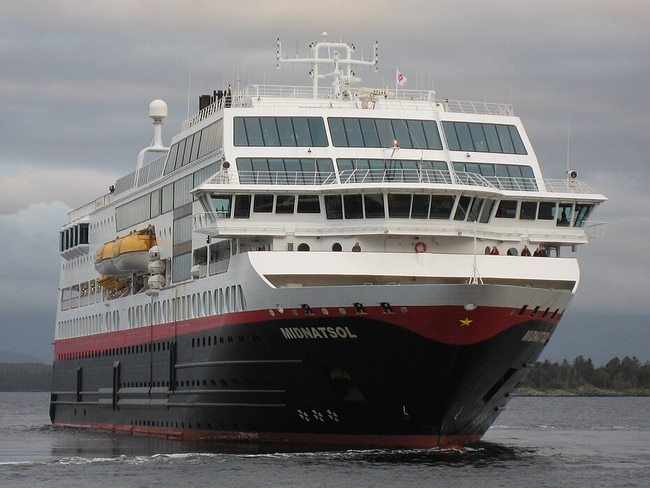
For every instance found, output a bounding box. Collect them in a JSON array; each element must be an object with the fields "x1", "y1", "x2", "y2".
[{"x1": 1, "y1": 392, "x2": 648, "y2": 487}]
